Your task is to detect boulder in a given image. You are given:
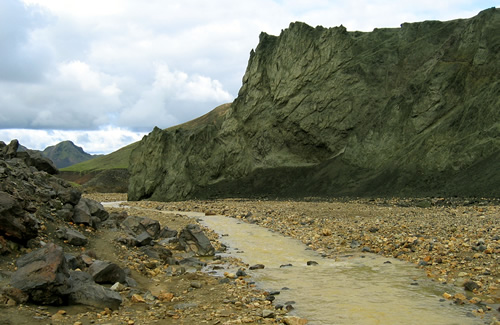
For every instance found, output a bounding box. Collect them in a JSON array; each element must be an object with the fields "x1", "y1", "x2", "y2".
[
  {"x1": 56, "y1": 204, "x2": 74, "y2": 222},
  {"x1": 73, "y1": 199, "x2": 92, "y2": 225},
  {"x1": 135, "y1": 231, "x2": 153, "y2": 246},
  {"x1": 88, "y1": 260, "x2": 126, "y2": 284},
  {"x1": 11, "y1": 243, "x2": 70, "y2": 305},
  {"x1": 56, "y1": 227, "x2": 88, "y2": 246},
  {"x1": 122, "y1": 216, "x2": 161, "y2": 238},
  {"x1": 115, "y1": 235, "x2": 138, "y2": 247},
  {"x1": 67, "y1": 271, "x2": 122, "y2": 310},
  {"x1": 84, "y1": 199, "x2": 109, "y2": 221},
  {"x1": 57, "y1": 187, "x2": 81, "y2": 206},
  {"x1": 178, "y1": 224, "x2": 215, "y2": 256},
  {"x1": 0, "y1": 191, "x2": 39, "y2": 243},
  {"x1": 159, "y1": 226, "x2": 178, "y2": 239}
]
